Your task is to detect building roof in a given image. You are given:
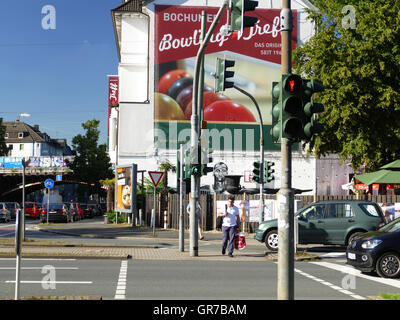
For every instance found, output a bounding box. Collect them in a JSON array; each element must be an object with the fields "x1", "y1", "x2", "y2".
[
  {"x1": 111, "y1": 0, "x2": 146, "y2": 61},
  {"x1": 3, "y1": 120, "x2": 72, "y2": 154},
  {"x1": 111, "y1": 0, "x2": 143, "y2": 13},
  {"x1": 4, "y1": 120, "x2": 47, "y2": 143}
]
